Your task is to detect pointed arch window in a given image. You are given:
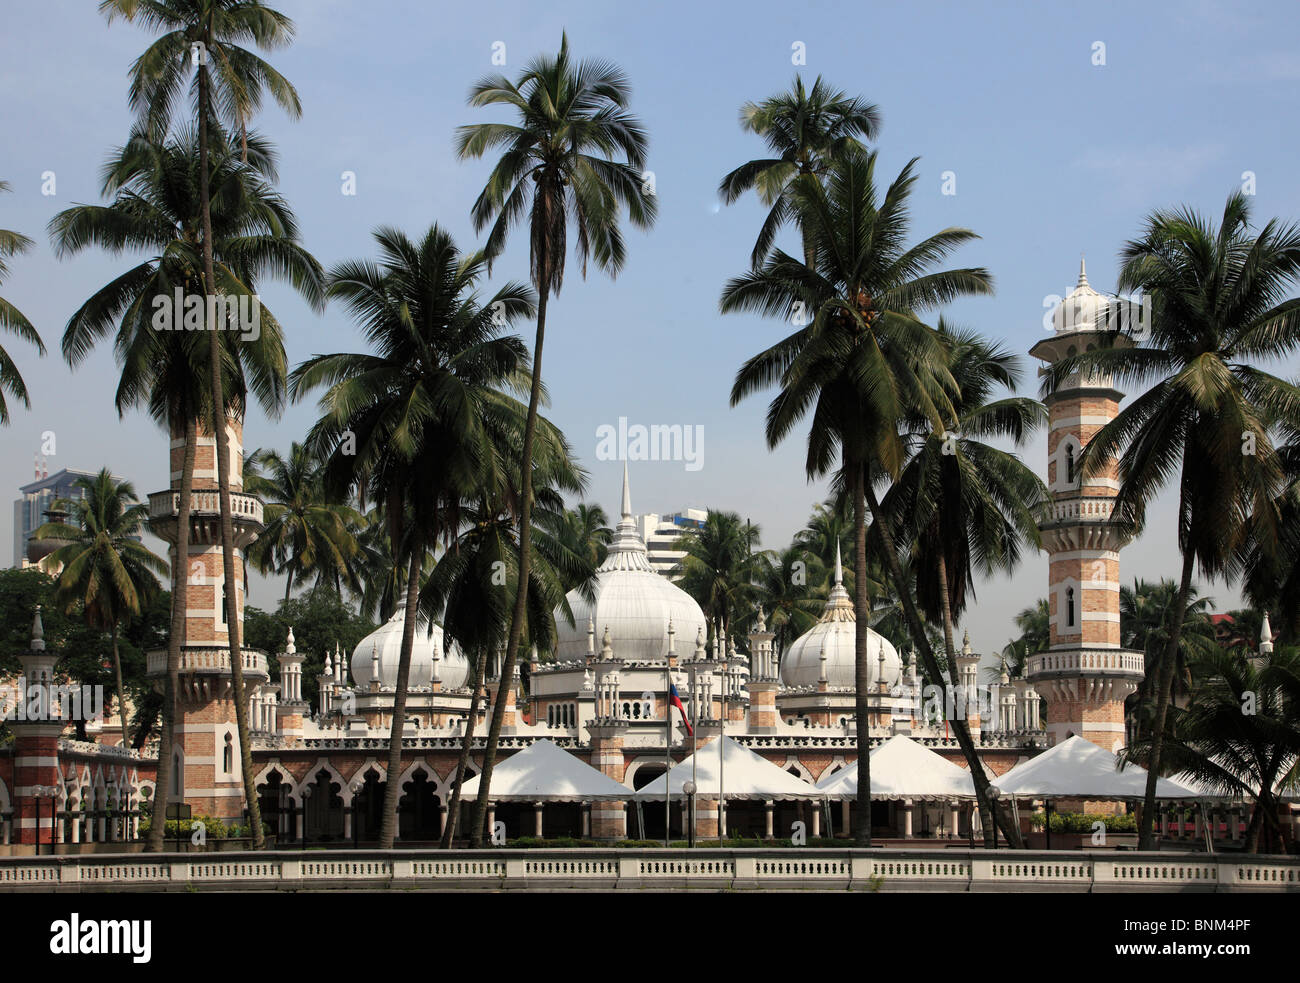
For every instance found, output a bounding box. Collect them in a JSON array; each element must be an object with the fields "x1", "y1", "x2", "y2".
[
  {"x1": 1066, "y1": 587, "x2": 1076, "y2": 628},
  {"x1": 1066, "y1": 443, "x2": 1077, "y2": 485},
  {"x1": 223, "y1": 732, "x2": 233, "y2": 773}
]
